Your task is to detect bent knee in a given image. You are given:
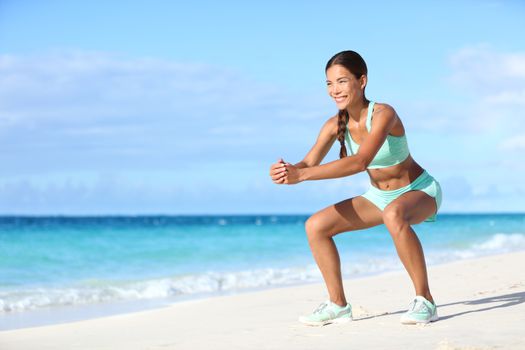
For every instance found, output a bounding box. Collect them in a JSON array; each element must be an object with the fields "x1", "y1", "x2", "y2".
[
  {"x1": 383, "y1": 204, "x2": 409, "y2": 231},
  {"x1": 305, "y1": 214, "x2": 332, "y2": 241}
]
